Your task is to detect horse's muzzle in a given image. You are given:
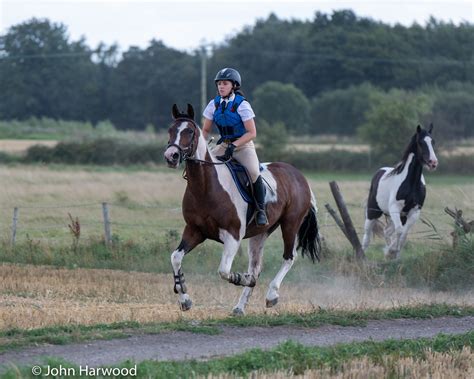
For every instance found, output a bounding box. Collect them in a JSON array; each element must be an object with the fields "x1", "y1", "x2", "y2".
[
  {"x1": 426, "y1": 159, "x2": 438, "y2": 171},
  {"x1": 164, "y1": 147, "x2": 181, "y2": 168}
]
